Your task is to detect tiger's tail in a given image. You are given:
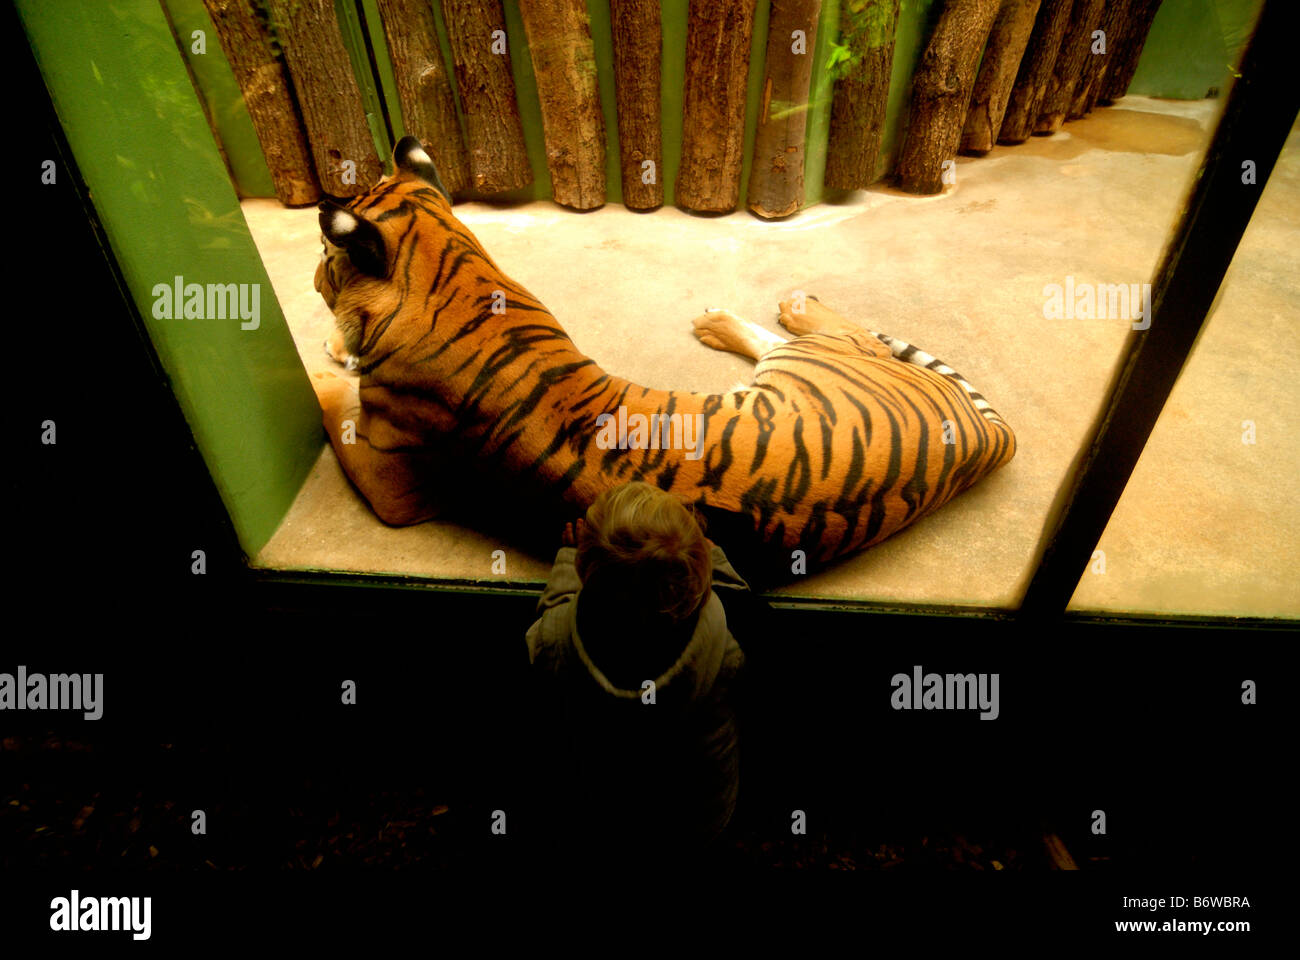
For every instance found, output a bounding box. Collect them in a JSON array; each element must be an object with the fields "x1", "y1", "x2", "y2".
[{"x1": 866, "y1": 329, "x2": 1009, "y2": 427}]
